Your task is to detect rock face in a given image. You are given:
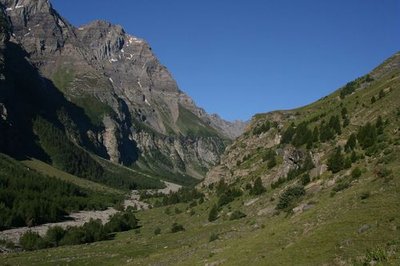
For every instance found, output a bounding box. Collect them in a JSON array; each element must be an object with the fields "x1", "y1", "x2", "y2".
[{"x1": 0, "y1": 0, "x2": 246, "y2": 181}]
